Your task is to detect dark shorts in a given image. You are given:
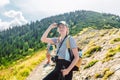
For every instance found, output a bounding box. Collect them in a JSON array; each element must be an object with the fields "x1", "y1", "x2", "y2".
[{"x1": 43, "y1": 59, "x2": 73, "y2": 80}]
